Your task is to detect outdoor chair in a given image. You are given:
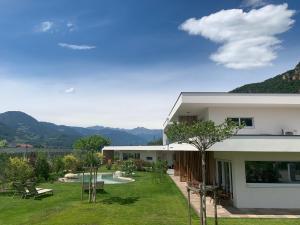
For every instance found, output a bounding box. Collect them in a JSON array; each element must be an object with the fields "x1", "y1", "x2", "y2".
[
  {"x1": 25, "y1": 182, "x2": 53, "y2": 199},
  {"x1": 12, "y1": 182, "x2": 29, "y2": 199}
]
